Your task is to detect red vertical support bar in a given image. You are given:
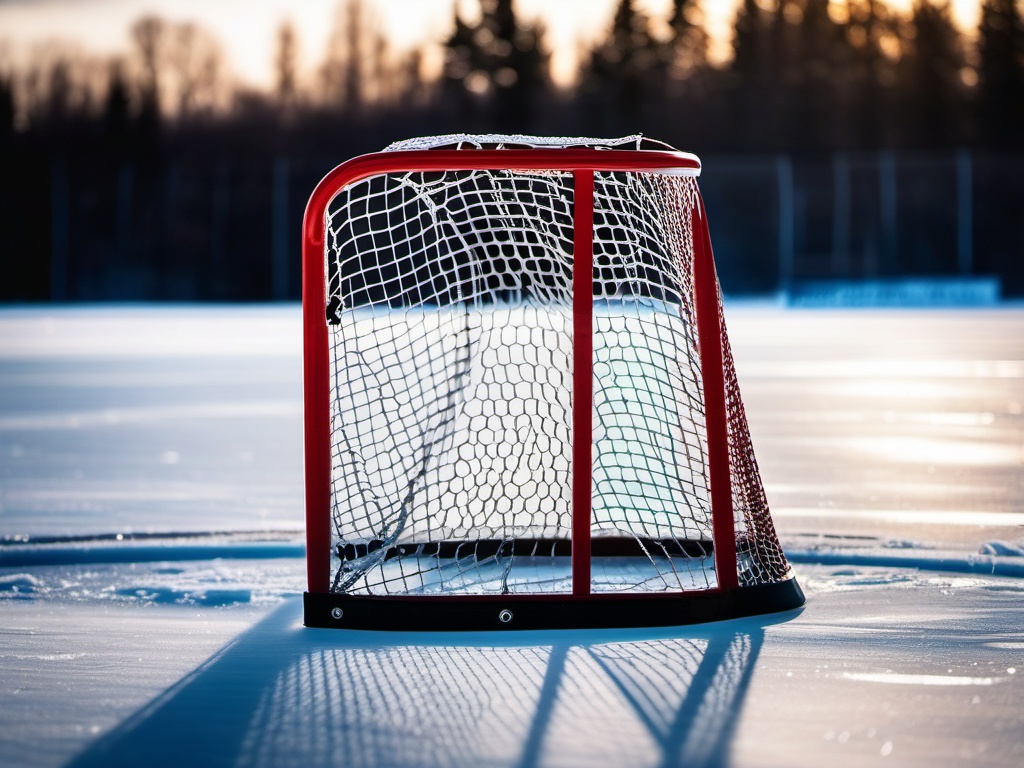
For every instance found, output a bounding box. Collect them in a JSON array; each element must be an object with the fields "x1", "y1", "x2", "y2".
[
  {"x1": 302, "y1": 205, "x2": 332, "y2": 595},
  {"x1": 572, "y1": 169, "x2": 594, "y2": 596},
  {"x1": 692, "y1": 194, "x2": 739, "y2": 592}
]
